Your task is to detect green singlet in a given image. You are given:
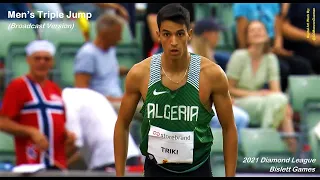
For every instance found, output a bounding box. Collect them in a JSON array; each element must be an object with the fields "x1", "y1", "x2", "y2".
[{"x1": 139, "y1": 53, "x2": 215, "y2": 173}]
